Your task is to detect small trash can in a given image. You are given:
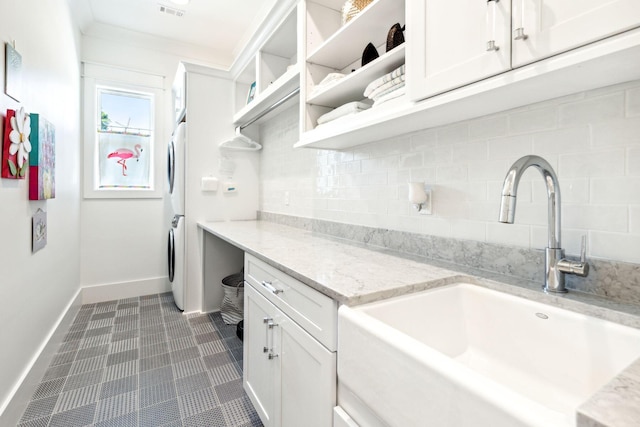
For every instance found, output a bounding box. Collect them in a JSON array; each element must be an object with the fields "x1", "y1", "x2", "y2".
[{"x1": 220, "y1": 269, "x2": 244, "y2": 325}]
